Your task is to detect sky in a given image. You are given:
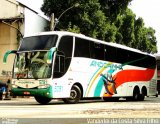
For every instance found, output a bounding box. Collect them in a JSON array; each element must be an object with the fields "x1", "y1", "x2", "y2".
[
  {"x1": 129, "y1": 0, "x2": 160, "y2": 53},
  {"x1": 17, "y1": 0, "x2": 43, "y2": 13}
]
